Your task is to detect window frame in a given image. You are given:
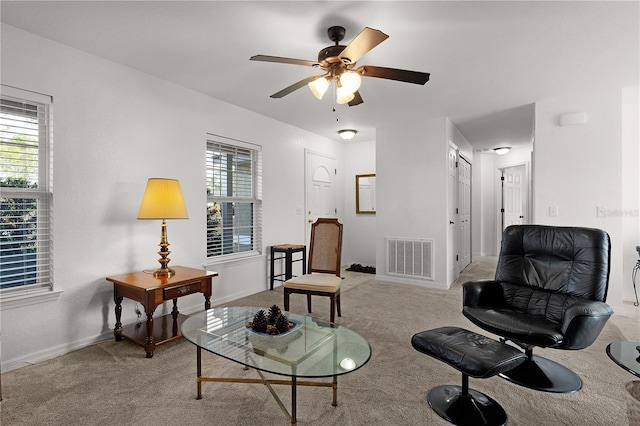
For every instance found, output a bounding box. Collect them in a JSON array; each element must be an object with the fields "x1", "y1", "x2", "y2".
[
  {"x1": 0, "y1": 85, "x2": 59, "y2": 308},
  {"x1": 205, "y1": 134, "x2": 262, "y2": 263}
]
